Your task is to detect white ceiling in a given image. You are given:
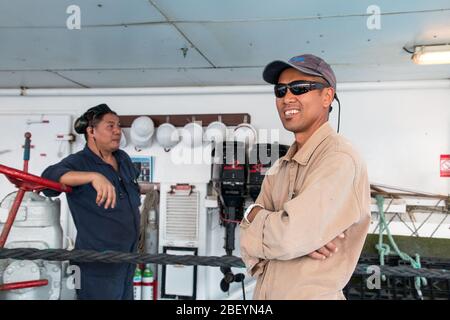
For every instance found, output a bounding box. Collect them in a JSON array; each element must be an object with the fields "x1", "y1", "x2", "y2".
[{"x1": 0, "y1": 0, "x2": 449, "y2": 88}]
